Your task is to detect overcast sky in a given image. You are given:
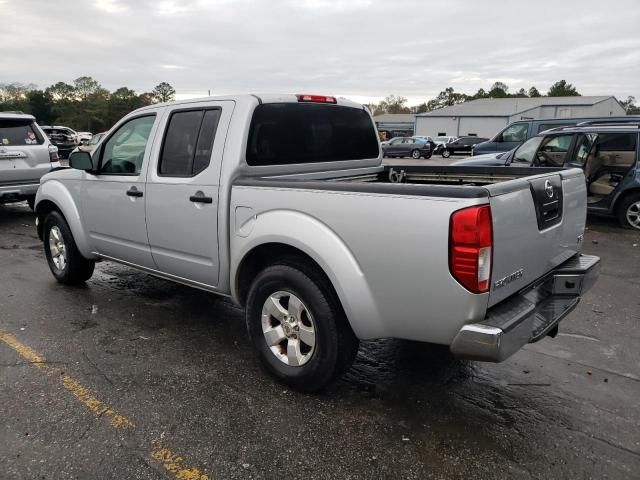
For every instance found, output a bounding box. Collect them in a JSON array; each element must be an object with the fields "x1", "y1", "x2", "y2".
[{"x1": 2, "y1": 0, "x2": 639, "y2": 105}]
